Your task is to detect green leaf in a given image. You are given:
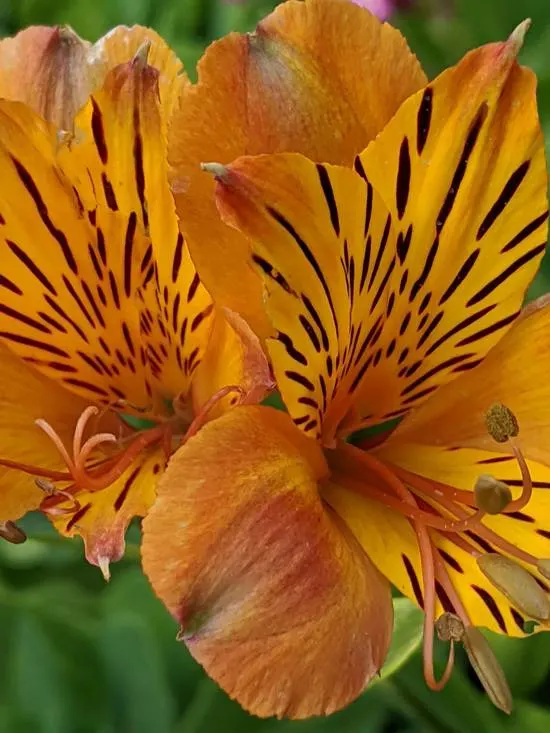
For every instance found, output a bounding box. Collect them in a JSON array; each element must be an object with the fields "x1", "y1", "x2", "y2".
[
  {"x1": 376, "y1": 598, "x2": 424, "y2": 683},
  {"x1": 98, "y1": 611, "x2": 176, "y2": 733}
]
